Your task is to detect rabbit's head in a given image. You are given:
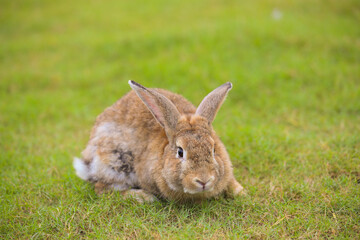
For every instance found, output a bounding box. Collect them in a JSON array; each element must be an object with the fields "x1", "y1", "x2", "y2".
[{"x1": 129, "y1": 81, "x2": 232, "y2": 197}]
